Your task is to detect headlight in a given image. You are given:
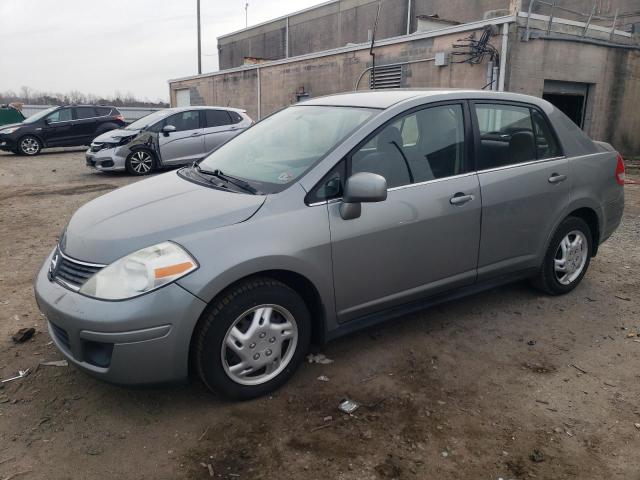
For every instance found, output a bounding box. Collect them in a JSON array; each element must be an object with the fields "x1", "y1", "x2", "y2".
[
  {"x1": 116, "y1": 135, "x2": 136, "y2": 146},
  {"x1": 0, "y1": 127, "x2": 20, "y2": 134},
  {"x1": 79, "y1": 242, "x2": 198, "y2": 300}
]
